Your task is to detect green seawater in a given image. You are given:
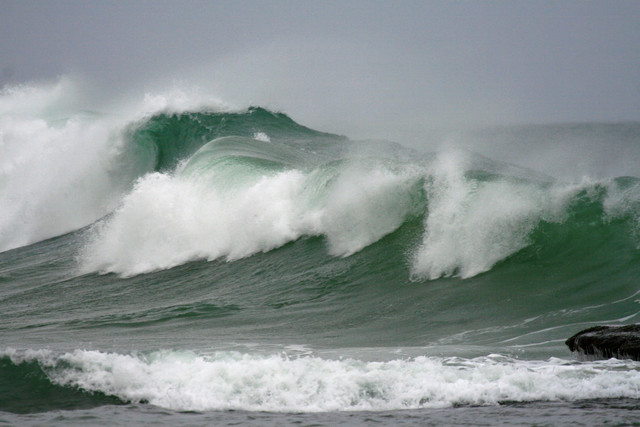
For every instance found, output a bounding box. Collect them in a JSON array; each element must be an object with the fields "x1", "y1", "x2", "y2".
[{"x1": 2, "y1": 106, "x2": 640, "y2": 425}]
